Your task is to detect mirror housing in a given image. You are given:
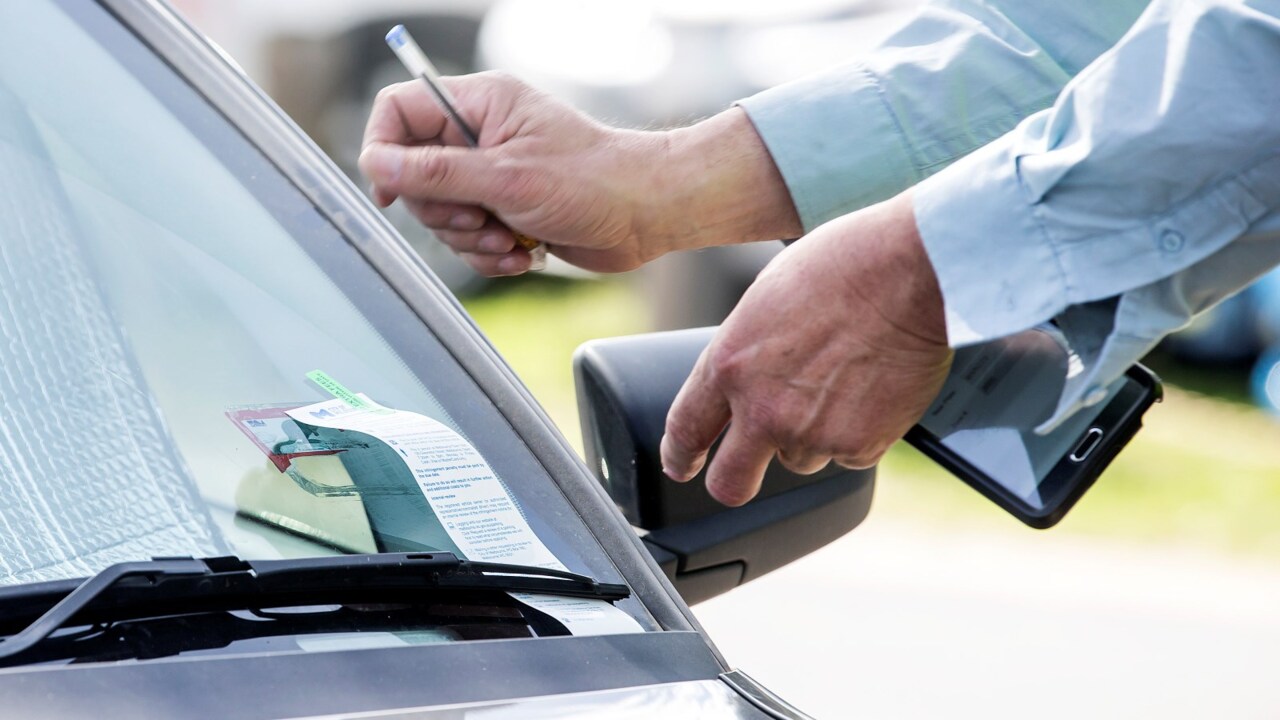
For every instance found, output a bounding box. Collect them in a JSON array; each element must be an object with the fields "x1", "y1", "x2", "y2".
[{"x1": 574, "y1": 327, "x2": 874, "y2": 604}]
